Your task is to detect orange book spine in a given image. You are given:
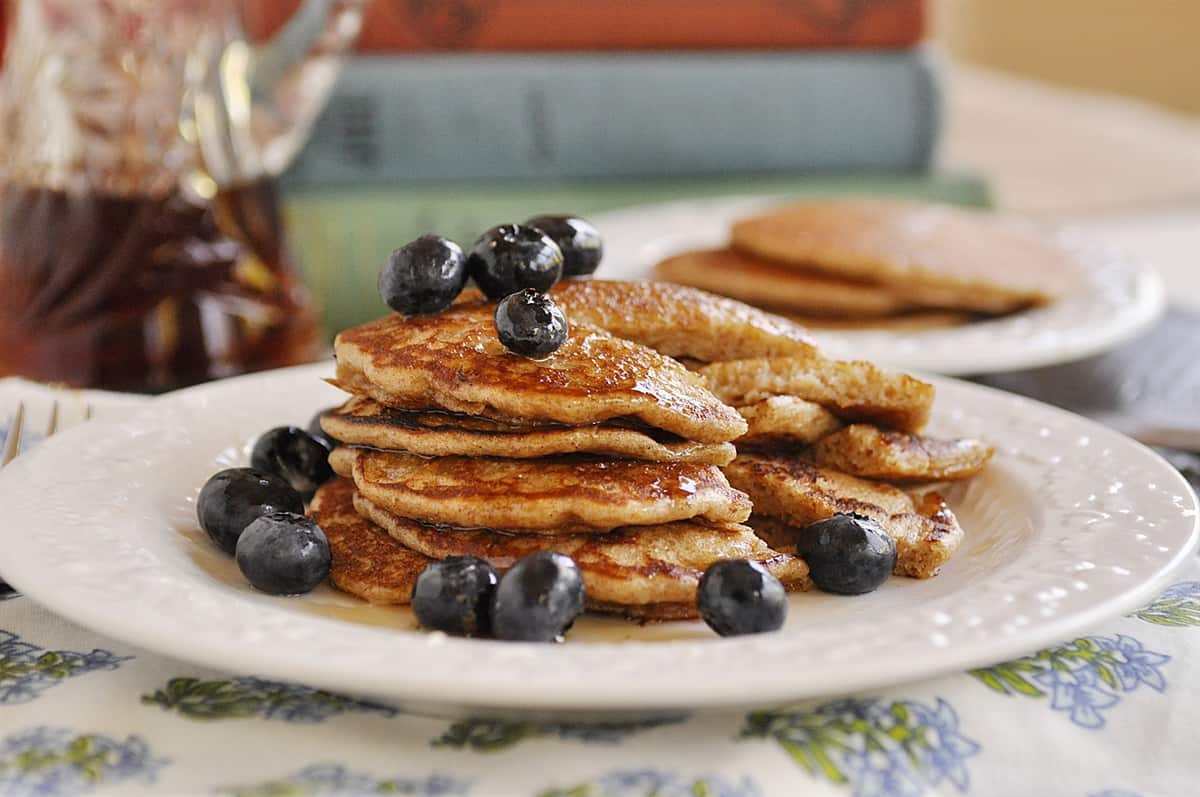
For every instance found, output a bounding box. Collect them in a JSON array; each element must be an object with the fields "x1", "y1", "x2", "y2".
[{"x1": 246, "y1": 1, "x2": 924, "y2": 50}]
